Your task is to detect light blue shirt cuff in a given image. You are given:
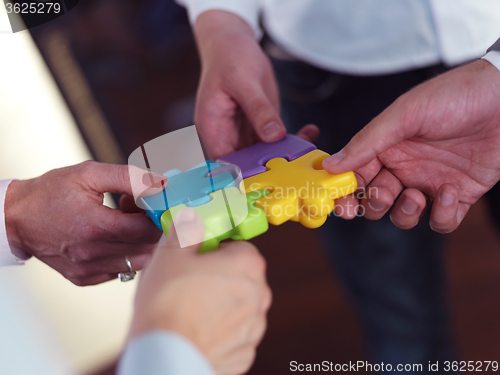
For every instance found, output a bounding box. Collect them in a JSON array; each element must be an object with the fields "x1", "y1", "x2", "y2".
[{"x1": 118, "y1": 331, "x2": 215, "y2": 375}]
